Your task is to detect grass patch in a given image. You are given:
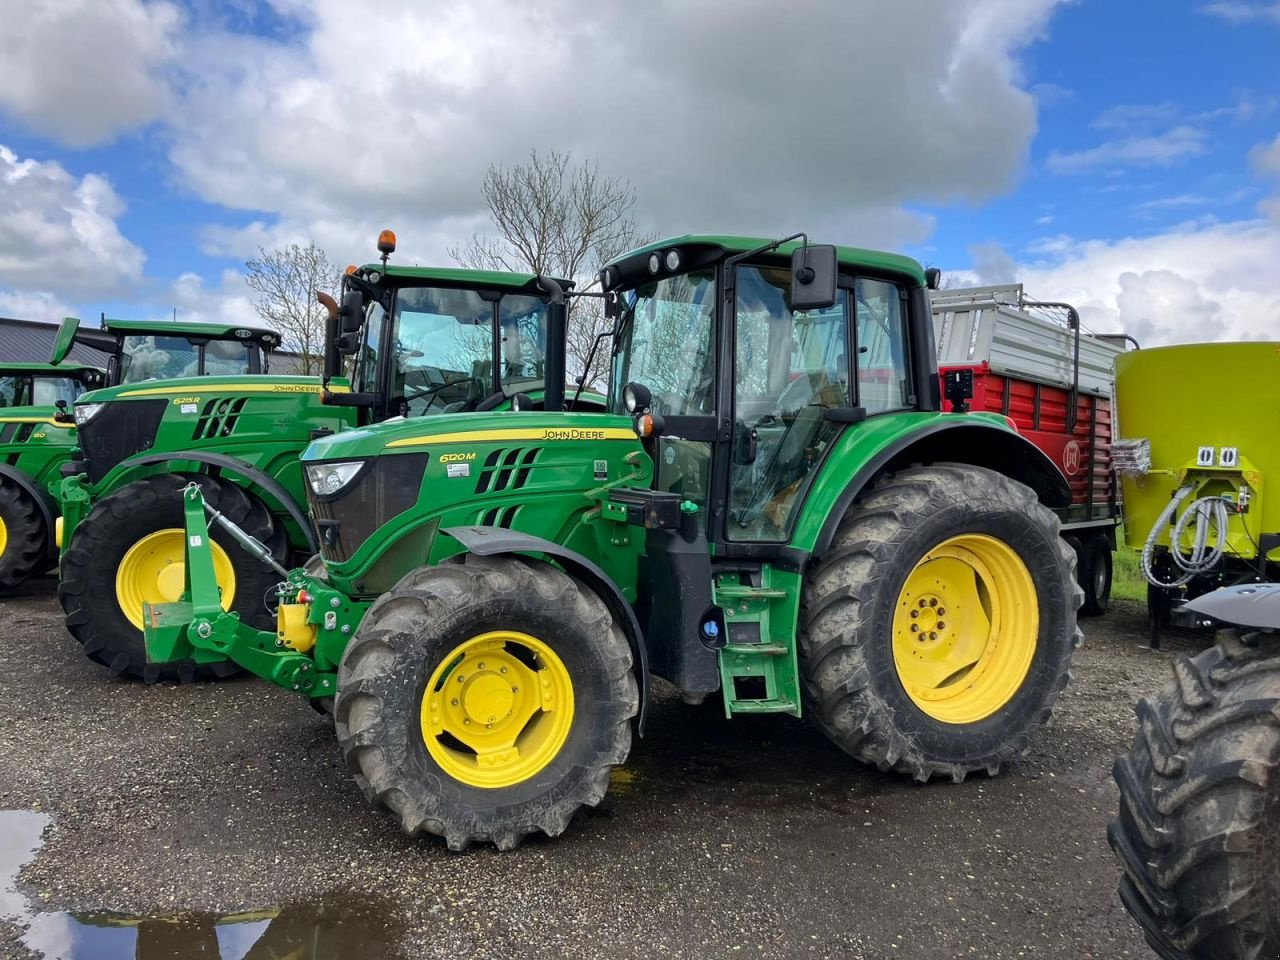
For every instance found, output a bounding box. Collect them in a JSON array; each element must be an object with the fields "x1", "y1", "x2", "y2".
[{"x1": 1112, "y1": 547, "x2": 1145, "y2": 602}]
